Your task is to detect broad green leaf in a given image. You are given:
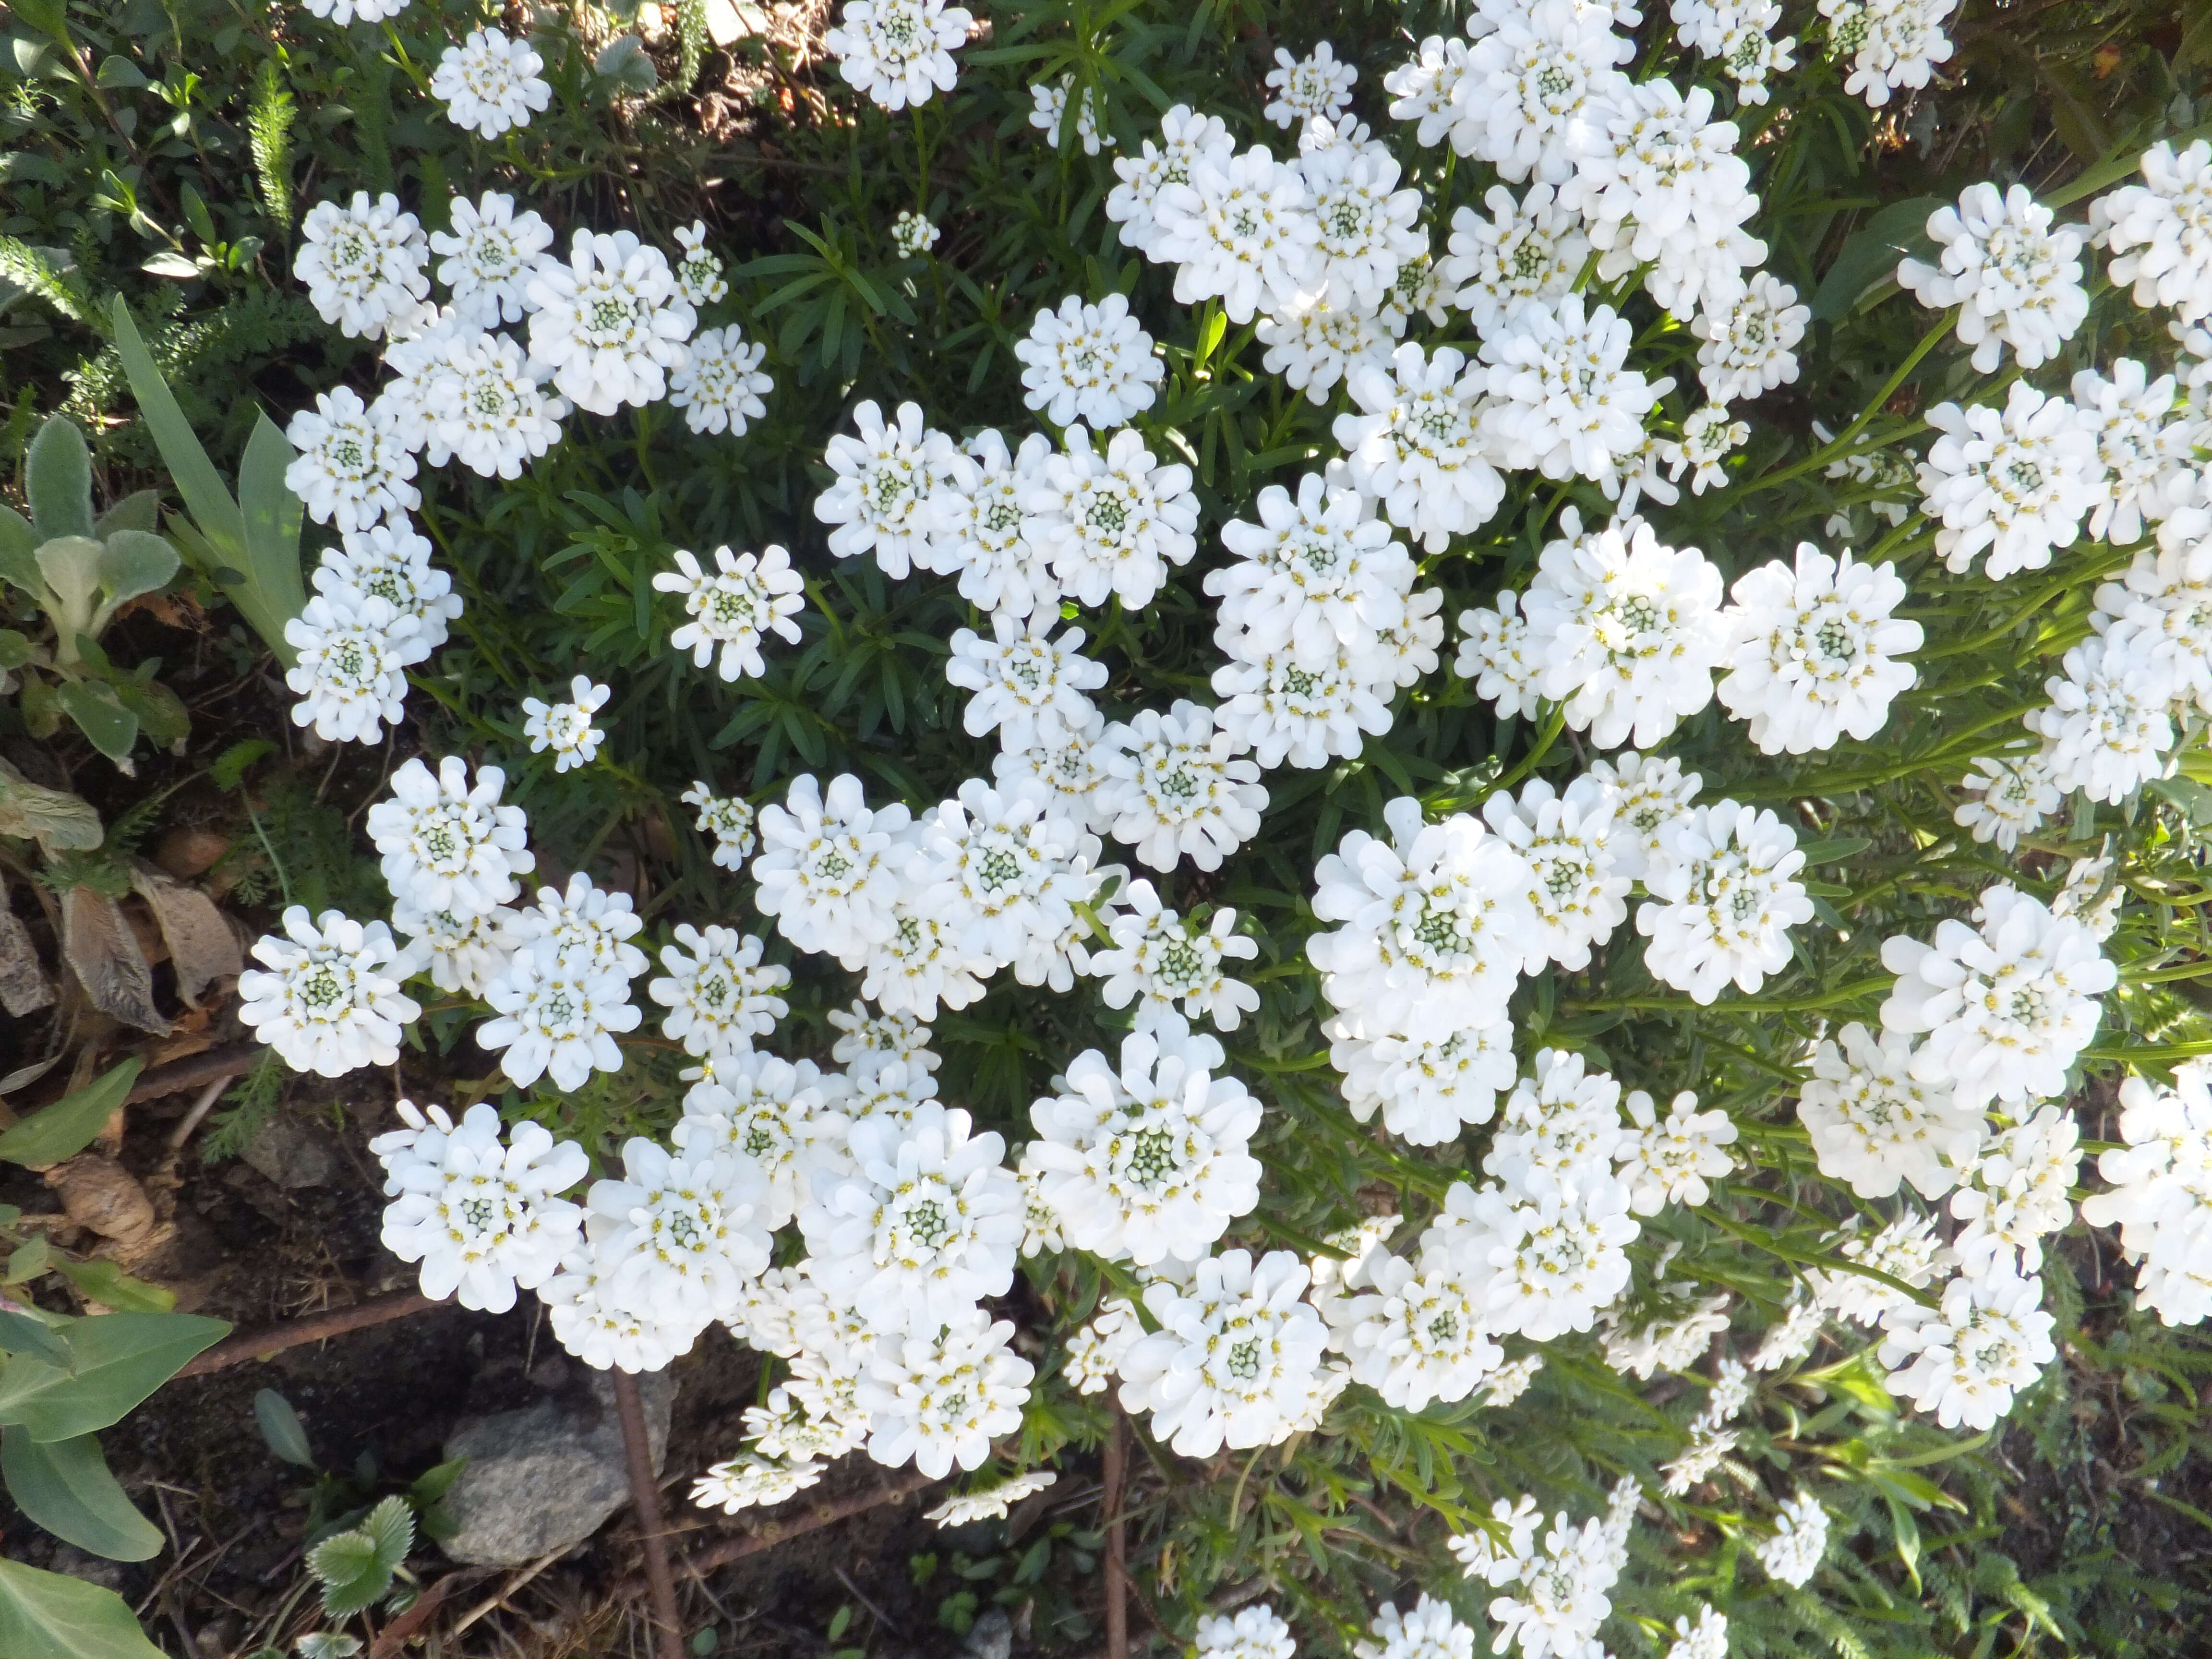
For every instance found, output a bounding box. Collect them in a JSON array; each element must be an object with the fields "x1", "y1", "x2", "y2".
[
  {"x1": 0, "y1": 1311, "x2": 228, "y2": 1441},
  {"x1": 50, "y1": 1259, "x2": 175, "y2": 1314},
  {"x1": 309, "y1": 1495, "x2": 415, "y2": 1616},
  {"x1": 254, "y1": 1388, "x2": 317, "y2": 1469},
  {"x1": 0, "y1": 1058, "x2": 140, "y2": 1167},
  {"x1": 0, "y1": 1428, "x2": 164, "y2": 1561},
  {"x1": 24, "y1": 415, "x2": 93, "y2": 543},
  {"x1": 1812, "y1": 197, "x2": 1942, "y2": 322},
  {"x1": 0, "y1": 504, "x2": 41, "y2": 594},
  {"x1": 0, "y1": 629, "x2": 32, "y2": 670},
  {"x1": 5, "y1": 1233, "x2": 54, "y2": 1284},
  {"x1": 5, "y1": 0, "x2": 73, "y2": 46},
  {"x1": 93, "y1": 531, "x2": 177, "y2": 611},
  {"x1": 35, "y1": 535, "x2": 103, "y2": 637},
  {"x1": 104, "y1": 674, "x2": 188, "y2": 752},
  {"x1": 0, "y1": 1557, "x2": 165, "y2": 1659},
  {"x1": 93, "y1": 55, "x2": 147, "y2": 90},
  {"x1": 0, "y1": 1311, "x2": 72, "y2": 1367},
  {"x1": 138, "y1": 251, "x2": 199, "y2": 281},
  {"x1": 54, "y1": 682, "x2": 140, "y2": 764},
  {"x1": 234, "y1": 413, "x2": 307, "y2": 666},
  {"x1": 91, "y1": 492, "x2": 160, "y2": 539}
]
